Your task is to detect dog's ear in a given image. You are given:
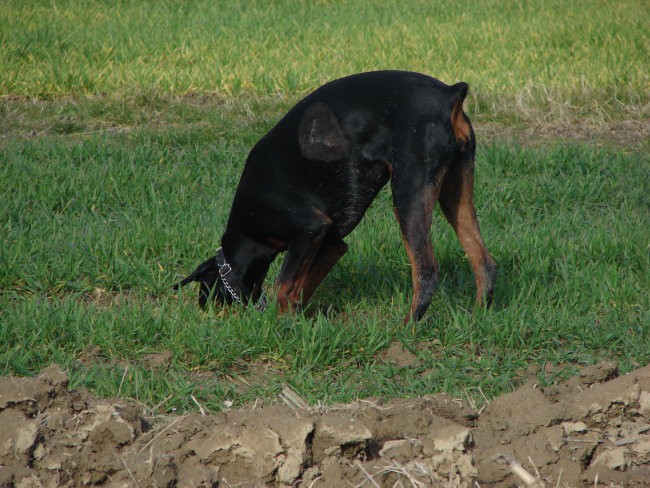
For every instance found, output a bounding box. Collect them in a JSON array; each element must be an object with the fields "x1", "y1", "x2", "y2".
[
  {"x1": 172, "y1": 256, "x2": 220, "y2": 308},
  {"x1": 172, "y1": 256, "x2": 218, "y2": 289},
  {"x1": 298, "y1": 102, "x2": 350, "y2": 162}
]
